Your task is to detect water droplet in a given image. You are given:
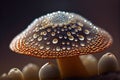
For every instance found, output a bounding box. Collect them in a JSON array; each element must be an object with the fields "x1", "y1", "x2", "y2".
[
  {"x1": 75, "y1": 45, "x2": 78, "y2": 47},
  {"x1": 72, "y1": 43, "x2": 75, "y2": 46},
  {"x1": 68, "y1": 36, "x2": 74, "y2": 41},
  {"x1": 67, "y1": 42, "x2": 70, "y2": 45},
  {"x1": 28, "y1": 37, "x2": 32, "y2": 40},
  {"x1": 36, "y1": 24, "x2": 39, "y2": 26},
  {"x1": 38, "y1": 36, "x2": 42, "y2": 41},
  {"x1": 61, "y1": 28, "x2": 64, "y2": 31},
  {"x1": 62, "y1": 47, "x2": 66, "y2": 50},
  {"x1": 34, "y1": 27, "x2": 39, "y2": 32},
  {"x1": 46, "y1": 42, "x2": 50, "y2": 45},
  {"x1": 34, "y1": 43, "x2": 38, "y2": 46},
  {"x1": 77, "y1": 22, "x2": 83, "y2": 27},
  {"x1": 67, "y1": 47, "x2": 71, "y2": 50},
  {"x1": 64, "y1": 26, "x2": 67, "y2": 28},
  {"x1": 47, "y1": 28, "x2": 51, "y2": 32},
  {"x1": 75, "y1": 39, "x2": 78, "y2": 42},
  {"x1": 52, "y1": 38, "x2": 58, "y2": 44},
  {"x1": 67, "y1": 32, "x2": 71, "y2": 36},
  {"x1": 77, "y1": 26, "x2": 82, "y2": 31},
  {"x1": 46, "y1": 46, "x2": 50, "y2": 50},
  {"x1": 78, "y1": 35, "x2": 85, "y2": 41},
  {"x1": 54, "y1": 29, "x2": 57, "y2": 32},
  {"x1": 75, "y1": 29, "x2": 78, "y2": 32},
  {"x1": 71, "y1": 24, "x2": 76, "y2": 28},
  {"x1": 84, "y1": 20, "x2": 87, "y2": 22},
  {"x1": 71, "y1": 31, "x2": 76, "y2": 34},
  {"x1": 52, "y1": 48, "x2": 55, "y2": 51},
  {"x1": 84, "y1": 29, "x2": 90, "y2": 34},
  {"x1": 40, "y1": 46, "x2": 44, "y2": 49},
  {"x1": 41, "y1": 31, "x2": 47, "y2": 36},
  {"x1": 30, "y1": 38, "x2": 34, "y2": 41},
  {"x1": 80, "y1": 43, "x2": 85, "y2": 47},
  {"x1": 44, "y1": 37, "x2": 47, "y2": 40},
  {"x1": 87, "y1": 37, "x2": 92, "y2": 41},
  {"x1": 64, "y1": 36, "x2": 67, "y2": 39},
  {"x1": 25, "y1": 42, "x2": 29, "y2": 45},
  {"x1": 64, "y1": 28, "x2": 68, "y2": 31},
  {"x1": 59, "y1": 35, "x2": 63, "y2": 39},
  {"x1": 51, "y1": 32, "x2": 56, "y2": 36},
  {"x1": 56, "y1": 47, "x2": 61, "y2": 51},
  {"x1": 68, "y1": 27, "x2": 72, "y2": 30},
  {"x1": 33, "y1": 33, "x2": 38, "y2": 39},
  {"x1": 62, "y1": 42, "x2": 65, "y2": 45},
  {"x1": 57, "y1": 31, "x2": 60, "y2": 33},
  {"x1": 43, "y1": 31, "x2": 47, "y2": 36}
]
